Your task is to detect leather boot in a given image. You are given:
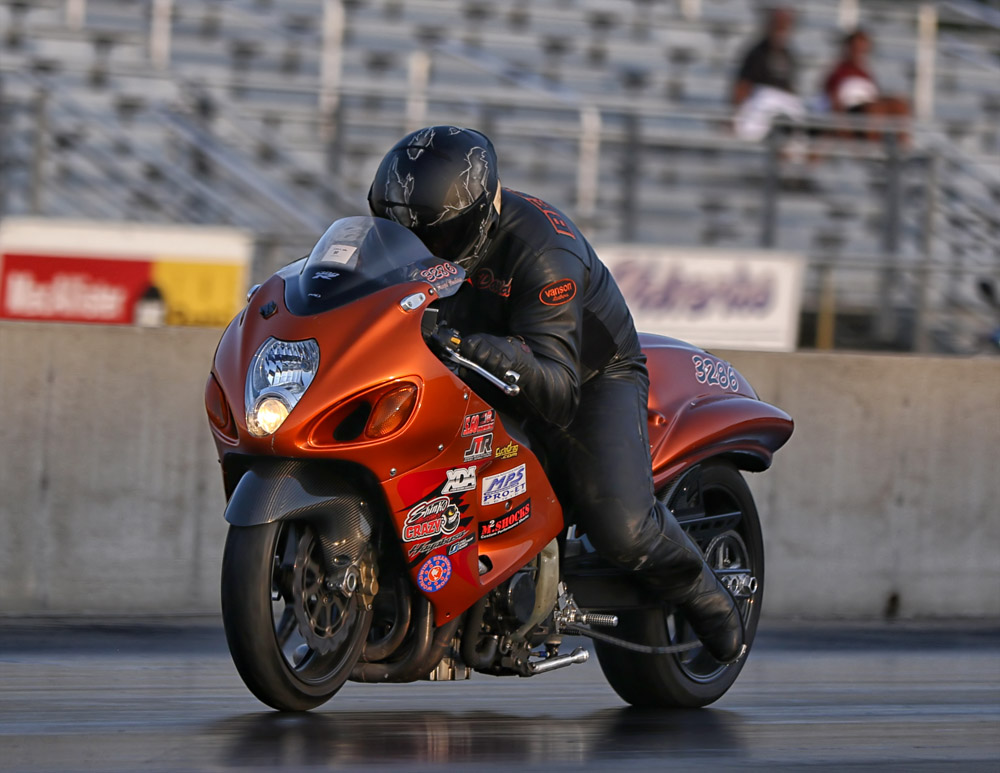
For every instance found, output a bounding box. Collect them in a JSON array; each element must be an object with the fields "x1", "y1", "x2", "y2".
[
  {"x1": 639, "y1": 506, "x2": 745, "y2": 663},
  {"x1": 674, "y1": 563, "x2": 745, "y2": 663}
]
